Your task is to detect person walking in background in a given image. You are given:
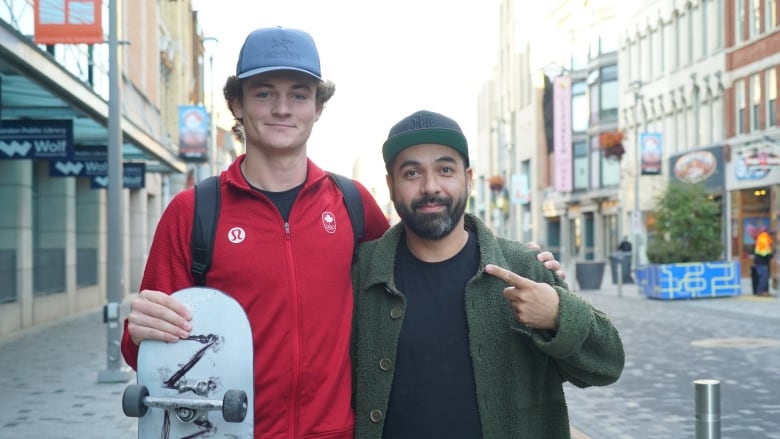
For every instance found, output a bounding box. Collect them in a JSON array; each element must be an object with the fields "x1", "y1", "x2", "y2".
[
  {"x1": 753, "y1": 228, "x2": 773, "y2": 296},
  {"x1": 120, "y1": 28, "x2": 565, "y2": 437},
  {"x1": 351, "y1": 110, "x2": 625, "y2": 438},
  {"x1": 617, "y1": 236, "x2": 632, "y2": 252}
]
